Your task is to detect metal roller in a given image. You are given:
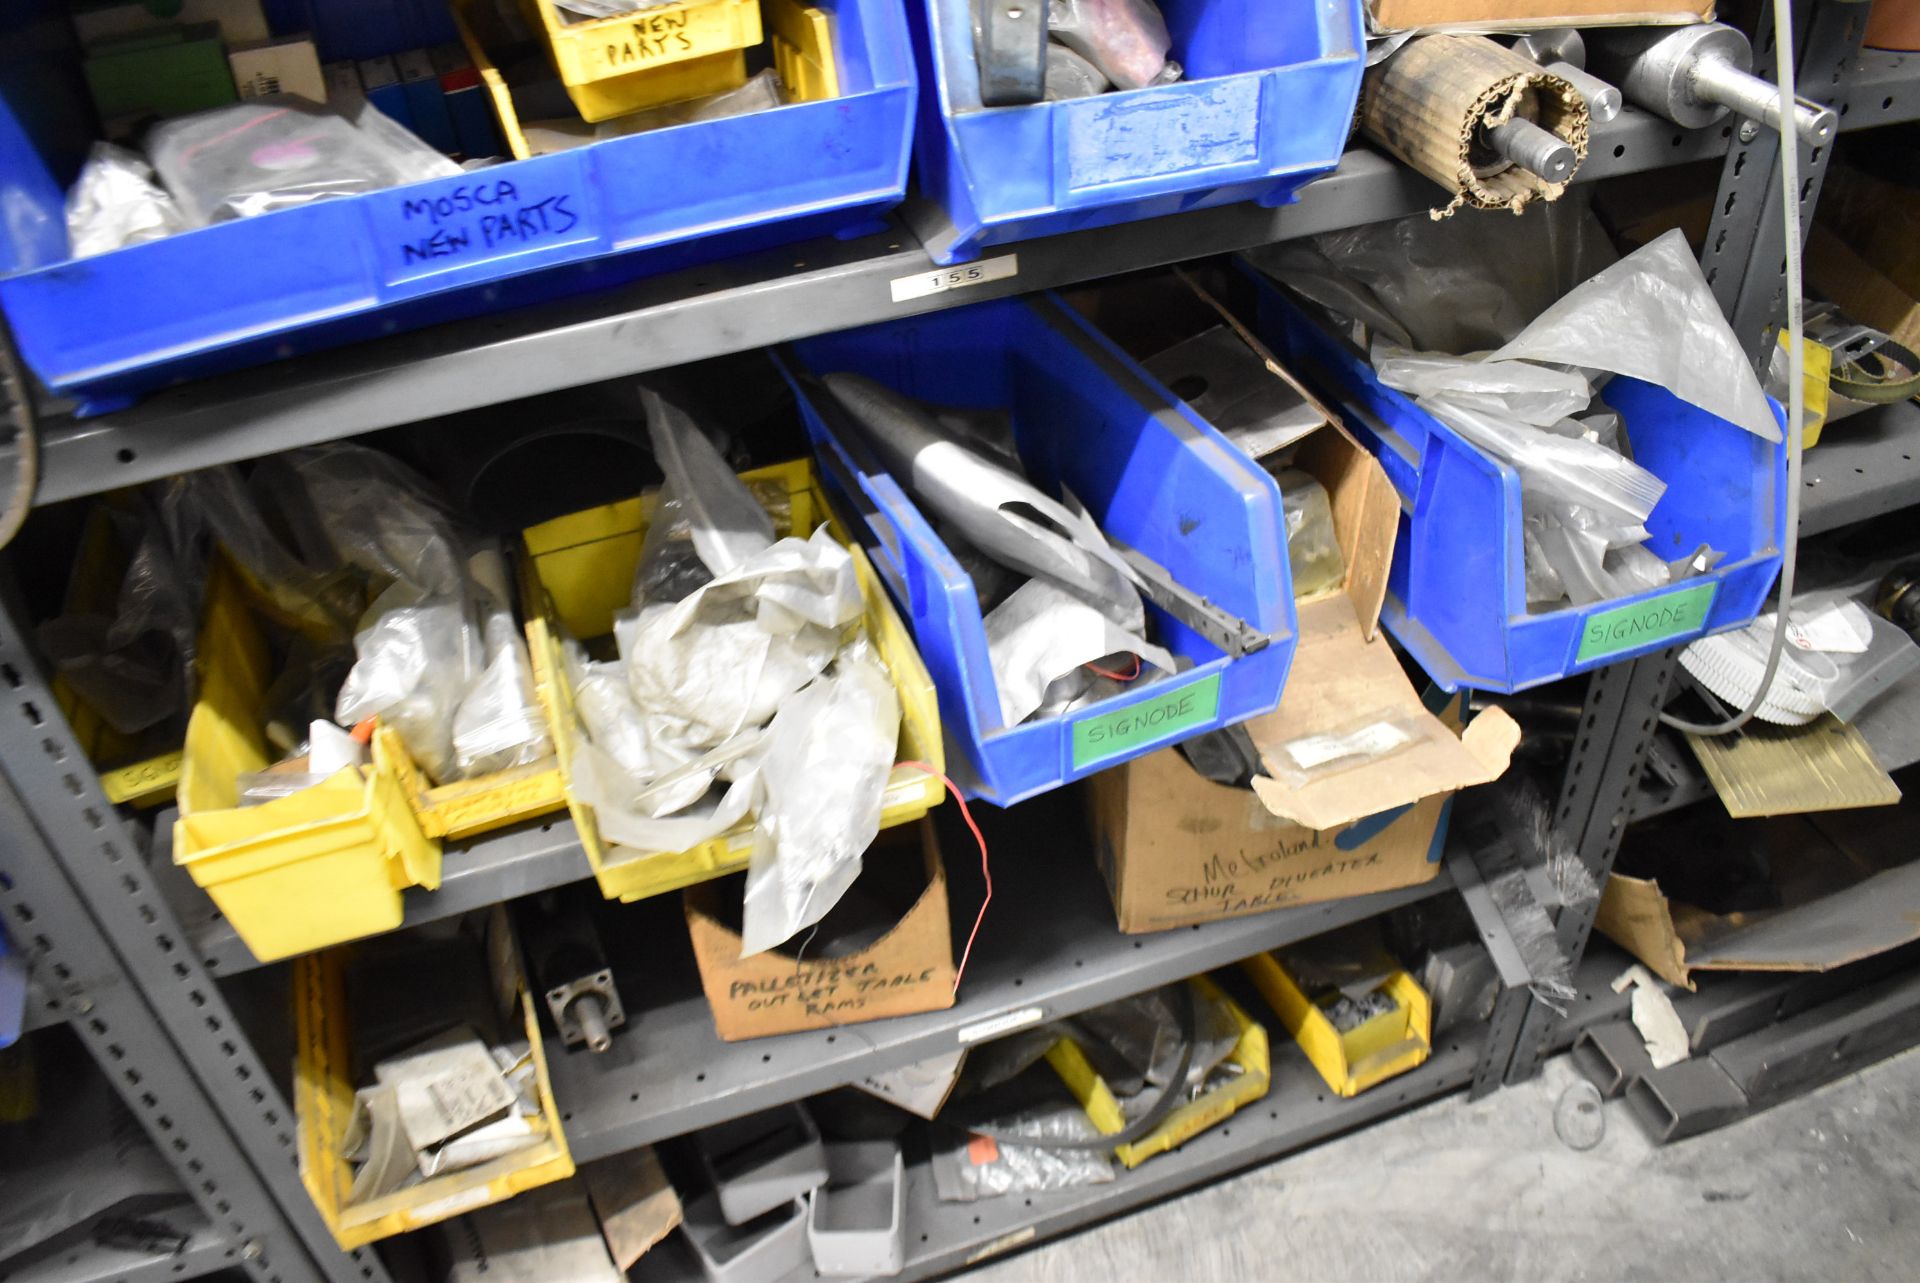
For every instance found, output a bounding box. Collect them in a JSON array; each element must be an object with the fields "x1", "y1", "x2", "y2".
[
  {"x1": 1483, "y1": 117, "x2": 1578, "y2": 182},
  {"x1": 1510, "y1": 29, "x2": 1623, "y2": 124},
  {"x1": 1585, "y1": 22, "x2": 1837, "y2": 144}
]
